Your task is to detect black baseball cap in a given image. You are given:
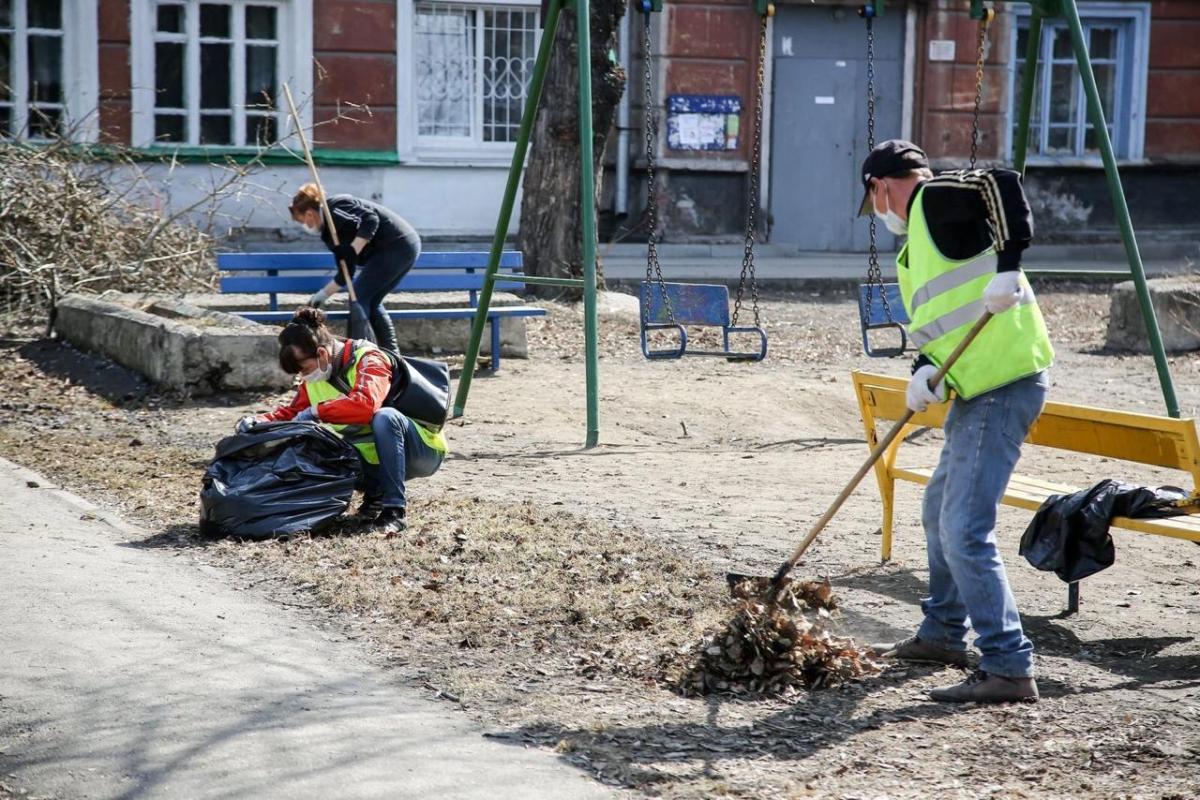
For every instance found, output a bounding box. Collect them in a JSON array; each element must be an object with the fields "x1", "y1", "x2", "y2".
[{"x1": 857, "y1": 140, "x2": 929, "y2": 217}]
